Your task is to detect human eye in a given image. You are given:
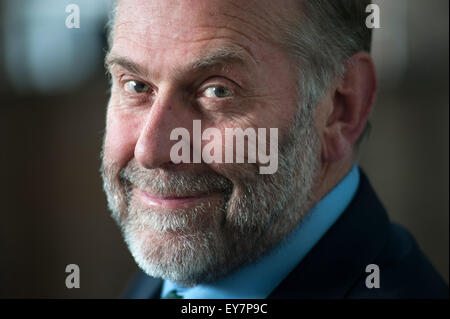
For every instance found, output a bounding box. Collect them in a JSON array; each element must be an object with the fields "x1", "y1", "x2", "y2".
[
  {"x1": 123, "y1": 80, "x2": 150, "y2": 94},
  {"x1": 202, "y1": 85, "x2": 233, "y2": 99}
]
